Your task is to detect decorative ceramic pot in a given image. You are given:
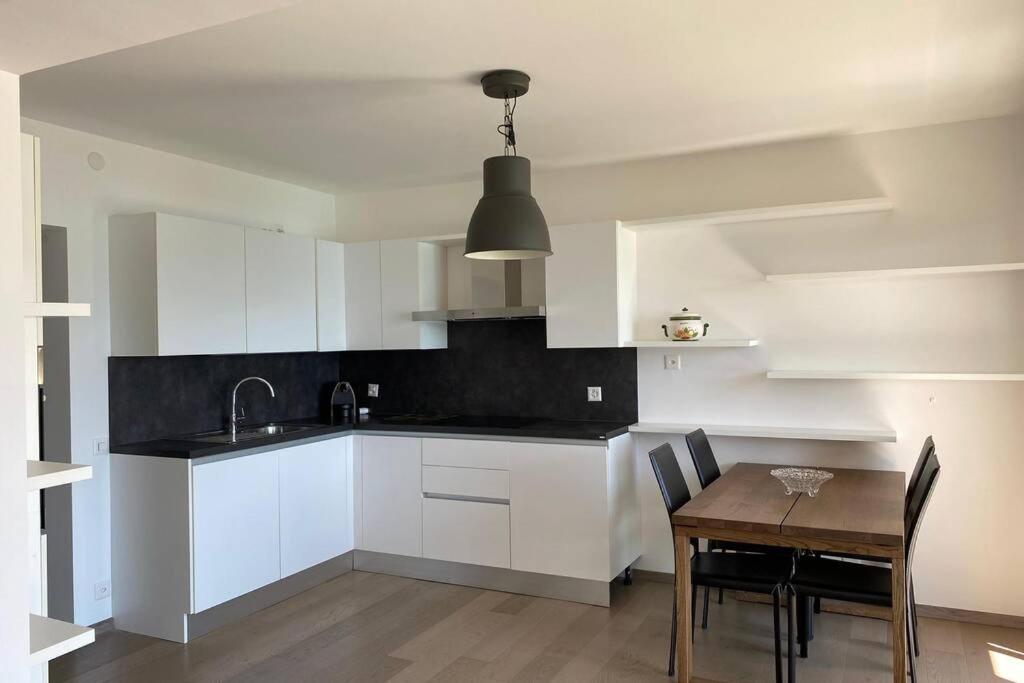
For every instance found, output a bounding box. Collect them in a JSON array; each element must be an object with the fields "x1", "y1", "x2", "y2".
[{"x1": 661, "y1": 308, "x2": 709, "y2": 341}]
